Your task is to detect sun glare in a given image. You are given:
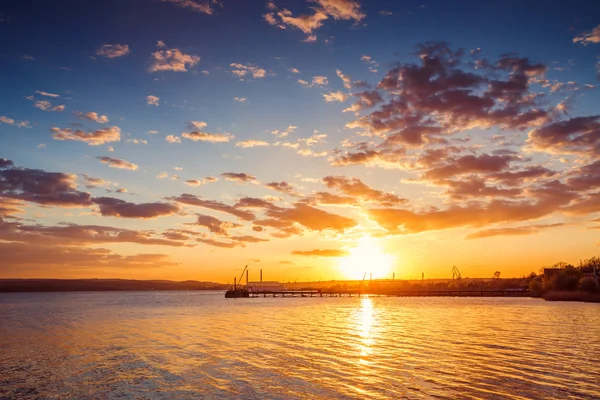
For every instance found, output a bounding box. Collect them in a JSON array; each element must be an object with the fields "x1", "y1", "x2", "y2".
[{"x1": 339, "y1": 236, "x2": 394, "y2": 280}]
